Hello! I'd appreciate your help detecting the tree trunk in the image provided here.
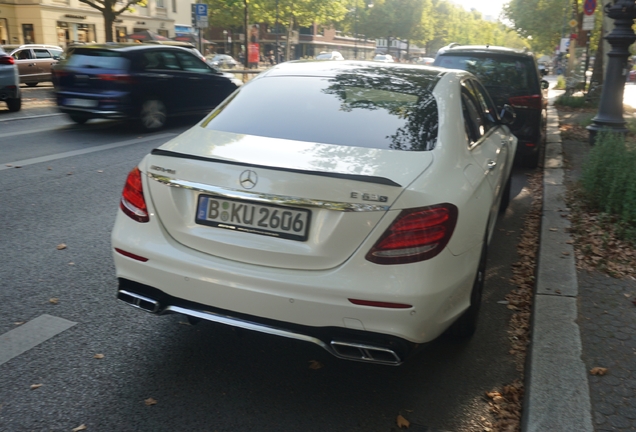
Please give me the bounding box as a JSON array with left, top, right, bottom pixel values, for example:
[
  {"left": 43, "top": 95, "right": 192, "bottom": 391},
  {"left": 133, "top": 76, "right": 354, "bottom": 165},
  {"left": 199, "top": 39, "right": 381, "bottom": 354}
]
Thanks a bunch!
[
  {"left": 104, "top": 10, "right": 115, "bottom": 42},
  {"left": 587, "top": 22, "right": 604, "bottom": 102},
  {"left": 285, "top": 13, "right": 294, "bottom": 61},
  {"left": 244, "top": 0, "right": 249, "bottom": 68}
]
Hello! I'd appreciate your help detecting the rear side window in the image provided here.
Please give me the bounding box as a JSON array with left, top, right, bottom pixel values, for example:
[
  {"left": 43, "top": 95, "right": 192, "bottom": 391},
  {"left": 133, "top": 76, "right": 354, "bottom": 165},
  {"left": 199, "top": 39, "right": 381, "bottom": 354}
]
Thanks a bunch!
[
  {"left": 34, "top": 49, "right": 51, "bottom": 59},
  {"left": 435, "top": 53, "right": 539, "bottom": 99},
  {"left": 203, "top": 70, "right": 439, "bottom": 151},
  {"left": 66, "top": 49, "right": 130, "bottom": 70}
]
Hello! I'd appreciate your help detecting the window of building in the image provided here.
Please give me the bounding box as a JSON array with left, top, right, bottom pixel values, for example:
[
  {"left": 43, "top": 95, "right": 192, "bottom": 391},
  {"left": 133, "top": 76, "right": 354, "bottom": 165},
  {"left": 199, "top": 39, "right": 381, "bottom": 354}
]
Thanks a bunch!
[
  {"left": 172, "top": 0, "right": 176, "bottom": 13},
  {"left": 115, "top": 27, "right": 127, "bottom": 43},
  {"left": 299, "top": 26, "right": 313, "bottom": 36},
  {"left": 156, "top": 0, "right": 165, "bottom": 7},
  {"left": 22, "top": 24, "right": 35, "bottom": 44},
  {"left": 0, "top": 18, "right": 9, "bottom": 45}
]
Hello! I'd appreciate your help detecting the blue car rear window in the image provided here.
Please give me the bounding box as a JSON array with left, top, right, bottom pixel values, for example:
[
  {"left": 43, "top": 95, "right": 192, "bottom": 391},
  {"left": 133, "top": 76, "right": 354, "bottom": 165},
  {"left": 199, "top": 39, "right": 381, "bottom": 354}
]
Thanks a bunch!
[{"left": 66, "top": 50, "right": 130, "bottom": 70}]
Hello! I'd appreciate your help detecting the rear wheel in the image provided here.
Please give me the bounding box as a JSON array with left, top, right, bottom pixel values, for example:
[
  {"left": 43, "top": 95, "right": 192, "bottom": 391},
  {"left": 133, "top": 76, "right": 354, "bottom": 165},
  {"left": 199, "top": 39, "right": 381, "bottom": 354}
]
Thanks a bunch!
[
  {"left": 447, "top": 239, "right": 488, "bottom": 338},
  {"left": 6, "top": 97, "right": 21, "bottom": 112},
  {"left": 140, "top": 99, "right": 167, "bottom": 131},
  {"left": 26, "top": 82, "right": 38, "bottom": 87},
  {"left": 68, "top": 114, "right": 88, "bottom": 124}
]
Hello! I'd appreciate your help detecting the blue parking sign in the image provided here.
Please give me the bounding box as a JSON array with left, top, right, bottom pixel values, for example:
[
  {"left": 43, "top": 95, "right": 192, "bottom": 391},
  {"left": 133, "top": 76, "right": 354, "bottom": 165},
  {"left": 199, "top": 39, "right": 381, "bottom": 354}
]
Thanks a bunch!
[{"left": 195, "top": 4, "right": 207, "bottom": 17}]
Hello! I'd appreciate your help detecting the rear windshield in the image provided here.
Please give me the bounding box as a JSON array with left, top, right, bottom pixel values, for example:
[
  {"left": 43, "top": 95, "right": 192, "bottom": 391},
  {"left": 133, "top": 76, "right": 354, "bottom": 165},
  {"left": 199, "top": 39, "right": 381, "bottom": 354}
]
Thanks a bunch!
[
  {"left": 65, "top": 49, "right": 130, "bottom": 70},
  {"left": 203, "top": 70, "right": 439, "bottom": 151},
  {"left": 434, "top": 53, "right": 539, "bottom": 101}
]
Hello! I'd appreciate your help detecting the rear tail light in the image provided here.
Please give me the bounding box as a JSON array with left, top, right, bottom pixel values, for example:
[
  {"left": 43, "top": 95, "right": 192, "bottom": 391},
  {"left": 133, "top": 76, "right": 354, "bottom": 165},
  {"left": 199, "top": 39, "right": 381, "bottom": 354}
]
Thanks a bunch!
[
  {"left": 120, "top": 167, "right": 149, "bottom": 223},
  {"left": 366, "top": 204, "right": 458, "bottom": 265},
  {"left": 0, "top": 55, "right": 15, "bottom": 65},
  {"left": 508, "top": 94, "right": 542, "bottom": 110},
  {"left": 98, "top": 74, "right": 135, "bottom": 84}
]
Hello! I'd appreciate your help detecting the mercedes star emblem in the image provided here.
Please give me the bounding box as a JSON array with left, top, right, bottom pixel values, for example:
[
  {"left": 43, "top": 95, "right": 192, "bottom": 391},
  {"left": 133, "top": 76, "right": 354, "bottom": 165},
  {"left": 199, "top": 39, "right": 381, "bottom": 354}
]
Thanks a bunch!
[{"left": 239, "top": 170, "right": 258, "bottom": 189}]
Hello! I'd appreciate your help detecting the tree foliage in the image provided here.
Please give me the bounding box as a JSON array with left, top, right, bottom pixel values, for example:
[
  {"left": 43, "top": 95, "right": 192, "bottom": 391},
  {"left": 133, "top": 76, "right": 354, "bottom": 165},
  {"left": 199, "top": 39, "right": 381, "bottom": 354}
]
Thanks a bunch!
[{"left": 79, "top": 0, "right": 147, "bottom": 42}]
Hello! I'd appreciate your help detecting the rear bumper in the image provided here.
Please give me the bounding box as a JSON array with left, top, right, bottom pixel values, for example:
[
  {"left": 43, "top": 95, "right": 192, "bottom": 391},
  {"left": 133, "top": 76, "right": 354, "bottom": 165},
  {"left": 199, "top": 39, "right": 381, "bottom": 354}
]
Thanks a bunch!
[
  {"left": 56, "top": 91, "right": 134, "bottom": 119},
  {"left": 58, "top": 105, "right": 128, "bottom": 119},
  {"left": 117, "top": 278, "right": 414, "bottom": 365},
  {"left": 0, "top": 84, "right": 19, "bottom": 100}
]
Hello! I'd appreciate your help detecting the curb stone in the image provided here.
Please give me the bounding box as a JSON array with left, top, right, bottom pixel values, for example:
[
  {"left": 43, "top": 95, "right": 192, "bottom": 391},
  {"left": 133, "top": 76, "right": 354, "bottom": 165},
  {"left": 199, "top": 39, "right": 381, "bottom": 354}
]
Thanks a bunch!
[{"left": 521, "top": 104, "right": 594, "bottom": 431}]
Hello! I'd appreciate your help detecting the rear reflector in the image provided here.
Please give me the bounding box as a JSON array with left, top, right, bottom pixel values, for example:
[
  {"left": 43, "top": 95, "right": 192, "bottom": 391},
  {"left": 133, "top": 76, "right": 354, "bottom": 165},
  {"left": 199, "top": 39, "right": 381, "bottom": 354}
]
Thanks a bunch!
[
  {"left": 114, "top": 248, "right": 149, "bottom": 262},
  {"left": 348, "top": 299, "right": 412, "bottom": 309},
  {"left": 98, "top": 74, "right": 135, "bottom": 84},
  {"left": 366, "top": 203, "right": 458, "bottom": 265},
  {"left": 120, "top": 167, "right": 149, "bottom": 223},
  {"left": 0, "top": 56, "right": 15, "bottom": 65},
  {"left": 508, "top": 94, "right": 542, "bottom": 110},
  {"left": 524, "top": 142, "right": 537, "bottom": 147}
]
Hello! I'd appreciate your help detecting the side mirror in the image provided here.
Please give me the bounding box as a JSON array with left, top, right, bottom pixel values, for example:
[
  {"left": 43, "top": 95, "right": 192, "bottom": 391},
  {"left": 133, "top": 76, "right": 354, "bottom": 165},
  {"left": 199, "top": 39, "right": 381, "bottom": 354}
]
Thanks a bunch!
[
  {"left": 499, "top": 104, "right": 516, "bottom": 126},
  {"left": 541, "top": 80, "right": 550, "bottom": 90}
]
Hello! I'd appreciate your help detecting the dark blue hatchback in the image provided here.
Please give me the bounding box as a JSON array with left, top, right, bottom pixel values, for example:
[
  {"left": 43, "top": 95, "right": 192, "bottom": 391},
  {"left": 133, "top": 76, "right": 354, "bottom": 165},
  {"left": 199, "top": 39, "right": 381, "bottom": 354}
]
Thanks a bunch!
[{"left": 53, "top": 44, "right": 241, "bottom": 130}]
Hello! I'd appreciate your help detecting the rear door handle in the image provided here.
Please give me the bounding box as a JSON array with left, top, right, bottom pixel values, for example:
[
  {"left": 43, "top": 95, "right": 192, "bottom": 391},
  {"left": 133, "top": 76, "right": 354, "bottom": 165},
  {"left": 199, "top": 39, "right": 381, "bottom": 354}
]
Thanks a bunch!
[{"left": 487, "top": 160, "right": 497, "bottom": 170}]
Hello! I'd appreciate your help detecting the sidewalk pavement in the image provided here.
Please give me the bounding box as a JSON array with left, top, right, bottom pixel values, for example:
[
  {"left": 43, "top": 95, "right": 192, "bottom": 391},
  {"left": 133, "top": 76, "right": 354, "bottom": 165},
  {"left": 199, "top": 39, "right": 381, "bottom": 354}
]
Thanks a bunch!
[{"left": 523, "top": 100, "right": 636, "bottom": 431}]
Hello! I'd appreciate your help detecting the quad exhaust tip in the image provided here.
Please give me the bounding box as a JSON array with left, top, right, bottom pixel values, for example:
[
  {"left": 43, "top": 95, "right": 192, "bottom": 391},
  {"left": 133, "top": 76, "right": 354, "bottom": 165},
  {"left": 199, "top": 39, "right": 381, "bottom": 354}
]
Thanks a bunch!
[{"left": 117, "top": 289, "right": 402, "bottom": 365}]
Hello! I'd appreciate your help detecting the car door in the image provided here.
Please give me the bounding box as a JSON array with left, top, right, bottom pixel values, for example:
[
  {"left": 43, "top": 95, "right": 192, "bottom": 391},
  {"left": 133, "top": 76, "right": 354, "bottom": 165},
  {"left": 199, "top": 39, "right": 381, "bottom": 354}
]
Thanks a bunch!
[
  {"left": 135, "top": 49, "right": 186, "bottom": 114},
  {"left": 173, "top": 50, "right": 230, "bottom": 112},
  {"left": 461, "top": 80, "right": 507, "bottom": 231},
  {"left": 32, "top": 48, "right": 54, "bottom": 81},
  {"left": 12, "top": 48, "right": 37, "bottom": 82}
]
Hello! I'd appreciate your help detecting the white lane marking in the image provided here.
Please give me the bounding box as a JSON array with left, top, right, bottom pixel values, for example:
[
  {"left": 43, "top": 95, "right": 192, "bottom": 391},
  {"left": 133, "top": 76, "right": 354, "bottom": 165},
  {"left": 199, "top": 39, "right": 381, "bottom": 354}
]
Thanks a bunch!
[
  {"left": 0, "top": 113, "right": 64, "bottom": 123},
  {"left": 0, "top": 125, "right": 74, "bottom": 139},
  {"left": 0, "top": 314, "right": 77, "bottom": 367},
  {"left": 0, "top": 132, "right": 177, "bottom": 171}
]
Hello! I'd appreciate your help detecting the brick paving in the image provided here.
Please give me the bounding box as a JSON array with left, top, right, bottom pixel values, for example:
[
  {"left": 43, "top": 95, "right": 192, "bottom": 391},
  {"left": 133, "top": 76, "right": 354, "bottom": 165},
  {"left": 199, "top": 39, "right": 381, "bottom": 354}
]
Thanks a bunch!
[{"left": 560, "top": 124, "right": 636, "bottom": 432}]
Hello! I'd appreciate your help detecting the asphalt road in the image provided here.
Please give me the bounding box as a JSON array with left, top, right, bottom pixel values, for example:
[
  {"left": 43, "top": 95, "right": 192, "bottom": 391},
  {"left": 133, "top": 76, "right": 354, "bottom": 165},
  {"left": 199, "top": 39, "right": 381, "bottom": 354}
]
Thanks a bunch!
[{"left": 0, "top": 91, "right": 534, "bottom": 432}]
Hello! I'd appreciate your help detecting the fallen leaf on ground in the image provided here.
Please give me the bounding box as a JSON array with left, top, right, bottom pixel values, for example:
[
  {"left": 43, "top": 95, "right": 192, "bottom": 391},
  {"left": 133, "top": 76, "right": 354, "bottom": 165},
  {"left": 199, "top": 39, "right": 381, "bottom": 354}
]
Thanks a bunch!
[
  {"left": 93, "top": 354, "right": 104, "bottom": 359},
  {"left": 549, "top": 228, "right": 558, "bottom": 232},
  {"left": 144, "top": 398, "right": 157, "bottom": 406},
  {"left": 69, "top": 262, "right": 75, "bottom": 265},
  {"left": 590, "top": 367, "right": 608, "bottom": 376},
  {"left": 97, "top": 170, "right": 103, "bottom": 173},
  {"left": 49, "top": 298, "right": 59, "bottom": 304},
  {"left": 30, "top": 384, "right": 42, "bottom": 390},
  {"left": 57, "top": 243, "right": 67, "bottom": 250},
  {"left": 308, "top": 360, "right": 323, "bottom": 370},
  {"left": 71, "top": 425, "right": 87, "bottom": 432},
  {"left": 14, "top": 322, "right": 24, "bottom": 325},
  {"left": 396, "top": 414, "right": 410, "bottom": 429}
]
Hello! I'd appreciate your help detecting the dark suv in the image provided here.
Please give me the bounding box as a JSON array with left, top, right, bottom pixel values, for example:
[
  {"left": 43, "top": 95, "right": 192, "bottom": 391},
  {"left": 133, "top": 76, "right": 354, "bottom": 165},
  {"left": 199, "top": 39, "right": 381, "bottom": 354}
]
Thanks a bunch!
[
  {"left": 53, "top": 43, "right": 241, "bottom": 130},
  {"left": 434, "top": 45, "right": 548, "bottom": 168}
]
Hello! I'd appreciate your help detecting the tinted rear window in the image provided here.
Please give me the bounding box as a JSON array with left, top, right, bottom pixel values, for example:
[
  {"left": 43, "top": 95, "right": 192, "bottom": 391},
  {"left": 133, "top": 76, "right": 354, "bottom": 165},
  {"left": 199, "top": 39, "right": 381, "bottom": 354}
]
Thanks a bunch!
[
  {"left": 434, "top": 53, "right": 539, "bottom": 99},
  {"left": 203, "top": 69, "right": 439, "bottom": 151},
  {"left": 66, "top": 49, "right": 130, "bottom": 70}
]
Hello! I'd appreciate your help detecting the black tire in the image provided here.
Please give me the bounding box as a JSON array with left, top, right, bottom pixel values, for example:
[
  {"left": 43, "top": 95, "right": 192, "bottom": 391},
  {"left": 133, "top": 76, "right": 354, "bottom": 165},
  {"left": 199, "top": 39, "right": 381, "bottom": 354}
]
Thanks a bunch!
[
  {"left": 6, "top": 97, "right": 21, "bottom": 112},
  {"left": 447, "top": 239, "right": 488, "bottom": 338},
  {"left": 26, "top": 82, "right": 38, "bottom": 87},
  {"left": 68, "top": 114, "right": 88, "bottom": 124},
  {"left": 499, "top": 175, "right": 512, "bottom": 214},
  {"left": 140, "top": 99, "right": 167, "bottom": 131}
]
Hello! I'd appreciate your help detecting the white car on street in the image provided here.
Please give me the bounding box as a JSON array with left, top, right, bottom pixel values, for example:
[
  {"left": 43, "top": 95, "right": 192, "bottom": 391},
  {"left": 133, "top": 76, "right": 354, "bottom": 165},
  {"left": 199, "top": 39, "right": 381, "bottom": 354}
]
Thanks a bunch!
[{"left": 112, "top": 61, "right": 516, "bottom": 365}]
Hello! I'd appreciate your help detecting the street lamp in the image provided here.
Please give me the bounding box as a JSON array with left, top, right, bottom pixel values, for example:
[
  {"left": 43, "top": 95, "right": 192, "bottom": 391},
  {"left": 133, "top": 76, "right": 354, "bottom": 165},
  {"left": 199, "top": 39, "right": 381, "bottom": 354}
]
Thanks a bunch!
[
  {"left": 222, "top": 30, "right": 228, "bottom": 54},
  {"left": 275, "top": 0, "right": 280, "bottom": 63},
  {"left": 587, "top": 0, "right": 636, "bottom": 144},
  {"left": 353, "top": 1, "right": 373, "bottom": 60}
]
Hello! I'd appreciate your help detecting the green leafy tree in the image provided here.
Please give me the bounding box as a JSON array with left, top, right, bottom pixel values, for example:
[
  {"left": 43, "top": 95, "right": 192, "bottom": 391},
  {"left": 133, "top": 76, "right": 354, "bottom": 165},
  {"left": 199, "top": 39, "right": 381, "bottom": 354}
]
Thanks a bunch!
[{"left": 78, "top": 0, "right": 147, "bottom": 42}]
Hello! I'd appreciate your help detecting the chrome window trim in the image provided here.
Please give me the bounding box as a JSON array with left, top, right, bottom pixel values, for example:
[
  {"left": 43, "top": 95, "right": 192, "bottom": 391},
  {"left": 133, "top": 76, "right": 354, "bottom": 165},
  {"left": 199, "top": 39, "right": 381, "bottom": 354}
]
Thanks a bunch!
[{"left": 147, "top": 172, "right": 390, "bottom": 212}]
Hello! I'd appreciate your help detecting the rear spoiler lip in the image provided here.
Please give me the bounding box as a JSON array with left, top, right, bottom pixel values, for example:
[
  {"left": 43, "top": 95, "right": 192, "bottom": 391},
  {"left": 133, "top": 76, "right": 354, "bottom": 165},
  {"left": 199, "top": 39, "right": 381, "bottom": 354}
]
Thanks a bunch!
[{"left": 150, "top": 148, "right": 402, "bottom": 187}]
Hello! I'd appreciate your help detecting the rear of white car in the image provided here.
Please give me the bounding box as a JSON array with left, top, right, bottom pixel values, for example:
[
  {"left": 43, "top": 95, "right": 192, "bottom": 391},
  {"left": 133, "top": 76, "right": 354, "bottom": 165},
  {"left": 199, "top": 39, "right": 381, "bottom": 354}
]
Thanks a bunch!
[{"left": 112, "top": 62, "right": 514, "bottom": 364}]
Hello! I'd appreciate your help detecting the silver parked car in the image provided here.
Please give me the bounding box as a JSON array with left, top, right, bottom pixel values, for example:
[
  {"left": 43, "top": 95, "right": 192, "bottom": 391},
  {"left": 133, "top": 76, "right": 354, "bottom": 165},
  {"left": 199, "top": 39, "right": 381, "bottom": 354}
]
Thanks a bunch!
[
  {"left": 0, "top": 46, "right": 21, "bottom": 112},
  {"left": 10, "top": 44, "right": 63, "bottom": 87}
]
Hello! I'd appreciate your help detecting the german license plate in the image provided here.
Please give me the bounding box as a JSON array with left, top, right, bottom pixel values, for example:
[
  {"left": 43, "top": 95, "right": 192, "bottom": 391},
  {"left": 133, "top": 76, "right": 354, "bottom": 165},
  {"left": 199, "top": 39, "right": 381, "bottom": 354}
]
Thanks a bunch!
[
  {"left": 65, "top": 98, "right": 98, "bottom": 108},
  {"left": 196, "top": 195, "right": 311, "bottom": 241}
]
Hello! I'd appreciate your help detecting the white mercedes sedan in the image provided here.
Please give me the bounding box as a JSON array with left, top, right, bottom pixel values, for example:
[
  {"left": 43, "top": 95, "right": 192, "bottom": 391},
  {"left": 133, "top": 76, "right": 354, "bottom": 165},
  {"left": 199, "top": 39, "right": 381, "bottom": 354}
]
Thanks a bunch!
[{"left": 112, "top": 61, "right": 517, "bottom": 365}]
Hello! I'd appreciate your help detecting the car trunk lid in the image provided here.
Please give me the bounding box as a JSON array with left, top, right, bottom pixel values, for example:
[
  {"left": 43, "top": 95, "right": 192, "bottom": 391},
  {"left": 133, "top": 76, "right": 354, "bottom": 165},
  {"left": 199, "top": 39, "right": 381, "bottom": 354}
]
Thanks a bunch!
[{"left": 144, "top": 127, "right": 434, "bottom": 270}]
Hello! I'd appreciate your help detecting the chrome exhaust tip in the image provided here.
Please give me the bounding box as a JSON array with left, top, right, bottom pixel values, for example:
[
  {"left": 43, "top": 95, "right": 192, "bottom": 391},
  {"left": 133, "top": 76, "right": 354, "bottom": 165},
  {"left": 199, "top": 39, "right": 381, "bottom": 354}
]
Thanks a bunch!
[
  {"left": 118, "top": 290, "right": 160, "bottom": 313},
  {"left": 330, "top": 341, "right": 402, "bottom": 365}
]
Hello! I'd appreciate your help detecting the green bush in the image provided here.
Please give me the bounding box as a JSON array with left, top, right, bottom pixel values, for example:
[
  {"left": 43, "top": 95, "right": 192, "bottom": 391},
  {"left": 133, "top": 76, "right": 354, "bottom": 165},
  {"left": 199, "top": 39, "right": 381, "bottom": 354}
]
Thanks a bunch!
[
  {"left": 555, "top": 75, "right": 566, "bottom": 90},
  {"left": 555, "top": 94, "right": 588, "bottom": 108},
  {"left": 581, "top": 131, "right": 636, "bottom": 243}
]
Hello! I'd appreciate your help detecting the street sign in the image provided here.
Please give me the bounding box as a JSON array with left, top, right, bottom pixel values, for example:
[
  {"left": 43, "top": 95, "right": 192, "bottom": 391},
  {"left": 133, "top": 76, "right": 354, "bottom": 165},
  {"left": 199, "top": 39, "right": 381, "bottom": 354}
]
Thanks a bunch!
[
  {"left": 569, "top": 19, "right": 578, "bottom": 28},
  {"left": 194, "top": 3, "right": 207, "bottom": 18},
  {"left": 584, "top": 0, "right": 597, "bottom": 15},
  {"left": 197, "top": 17, "right": 209, "bottom": 29},
  {"left": 582, "top": 14, "right": 595, "bottom": 31}
]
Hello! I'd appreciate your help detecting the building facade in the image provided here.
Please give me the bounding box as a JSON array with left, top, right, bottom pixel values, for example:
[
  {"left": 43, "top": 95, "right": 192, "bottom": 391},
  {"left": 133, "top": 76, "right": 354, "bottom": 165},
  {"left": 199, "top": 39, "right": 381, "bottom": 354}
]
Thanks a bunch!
[{"left": 0, "top": 0, "right": 196, "bottom": 48}]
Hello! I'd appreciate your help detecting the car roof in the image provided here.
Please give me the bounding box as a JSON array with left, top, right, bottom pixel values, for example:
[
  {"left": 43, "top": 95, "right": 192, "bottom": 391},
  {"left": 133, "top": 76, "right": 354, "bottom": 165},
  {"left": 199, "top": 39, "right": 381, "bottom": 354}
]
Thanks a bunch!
[
  {"left": 143, "top": 41, "right": 196, "bottom": 48},
  {"left": 437, "top": 44, "right": 534, "bottom": 58},
  {"left": 259, "top": 60, "right": 448, "bottom": 80},
  {"left": 67, "top": 43, "right": 195, "bottom": 53},
  {"left": 11, "top": 44, "right": 62, "bottom": 51}
]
